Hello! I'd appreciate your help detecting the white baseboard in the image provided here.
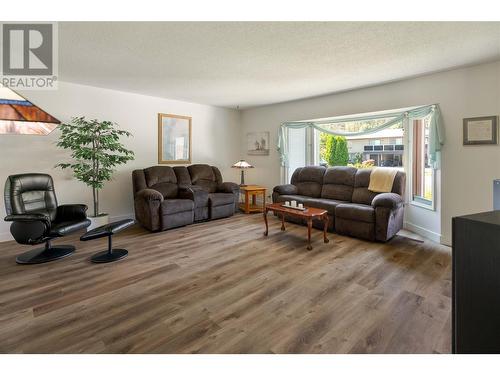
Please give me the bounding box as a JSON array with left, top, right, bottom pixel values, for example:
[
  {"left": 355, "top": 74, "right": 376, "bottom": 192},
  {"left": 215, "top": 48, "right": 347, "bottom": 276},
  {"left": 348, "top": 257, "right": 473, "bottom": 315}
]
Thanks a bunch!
[
  {"left": 0, "top": 231, "right": 13, "bottom": 243},
  {"left": 440, "top": 235, "right": 452, "bottom": 247},
  {"left": 403, "top": 221, "right": 441, "bottom": 244},
  {"left": 0, "top": 212, "right": 135, "bottom": 243}
]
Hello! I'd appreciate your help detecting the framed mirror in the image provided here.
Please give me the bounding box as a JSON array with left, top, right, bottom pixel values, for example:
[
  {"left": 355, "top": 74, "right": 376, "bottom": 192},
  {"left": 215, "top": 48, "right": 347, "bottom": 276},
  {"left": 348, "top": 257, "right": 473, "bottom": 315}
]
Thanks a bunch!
[{"left": 158, "top": 113, "right": 192, "bottom": 164}]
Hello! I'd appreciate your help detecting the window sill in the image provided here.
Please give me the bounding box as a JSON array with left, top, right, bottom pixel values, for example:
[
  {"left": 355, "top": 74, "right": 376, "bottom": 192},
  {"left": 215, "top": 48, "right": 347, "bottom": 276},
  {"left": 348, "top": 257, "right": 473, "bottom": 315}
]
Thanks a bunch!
[{"left": 410, "top": 198, "right": 435, "bottom": 211}]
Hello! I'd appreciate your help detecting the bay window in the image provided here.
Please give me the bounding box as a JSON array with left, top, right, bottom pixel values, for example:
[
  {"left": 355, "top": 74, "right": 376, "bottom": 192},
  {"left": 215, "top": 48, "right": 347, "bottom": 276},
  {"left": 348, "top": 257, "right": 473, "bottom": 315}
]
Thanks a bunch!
[{"left": 278, "top": 105, "right": 442, "bottom": 211}]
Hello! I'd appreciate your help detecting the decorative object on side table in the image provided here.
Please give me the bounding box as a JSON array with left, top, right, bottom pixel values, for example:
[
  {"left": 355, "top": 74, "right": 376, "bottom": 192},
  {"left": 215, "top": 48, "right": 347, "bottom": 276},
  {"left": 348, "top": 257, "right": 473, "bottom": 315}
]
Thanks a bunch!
[
  {"left": 463, "top": 116, "right": 498, "bottom": 145},
  {"left": 247, "top": 131, "right": 270, "bottom": 155},
  {"left": 55, "top": 117, "right": 135, "bottom": 230},
  {"left": 263, "top": 202, "right": 329, "bottom": 250},
  {"left": 231, "top": 159, "right": 254, "bottom": 186},
  {"left": 80, "top": 219, "right": 135, "bottom": 263},
  {"left": 239, "top": 185, "right": 266, "bottom": 214},
  {"left": 158, "top": 113, "right": 192, "bottom": 164}
]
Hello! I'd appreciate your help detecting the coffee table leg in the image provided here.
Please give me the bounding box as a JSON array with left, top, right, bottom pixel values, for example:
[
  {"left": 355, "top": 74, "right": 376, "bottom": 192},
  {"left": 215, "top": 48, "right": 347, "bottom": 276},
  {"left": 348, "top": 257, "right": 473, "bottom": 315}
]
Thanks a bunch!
[
  {"left": 323, "top": 214, "right": 330, "bottom": 243},
  {"left": 281, "top": 213, "right": 286, "bottom": 231},
  {"left": 307, "top": 218, "right": 313, "bottom": 250},
  {"left": 263, "top": 208, "right": 269, "bottom": 236}
]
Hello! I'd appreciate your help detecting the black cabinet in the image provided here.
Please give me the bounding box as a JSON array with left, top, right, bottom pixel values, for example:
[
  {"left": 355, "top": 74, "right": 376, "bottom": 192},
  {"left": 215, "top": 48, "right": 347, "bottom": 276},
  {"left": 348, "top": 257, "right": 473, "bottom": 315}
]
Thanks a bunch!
[{"left": 452, "top": 211, "right": 500, "bottom": 353}]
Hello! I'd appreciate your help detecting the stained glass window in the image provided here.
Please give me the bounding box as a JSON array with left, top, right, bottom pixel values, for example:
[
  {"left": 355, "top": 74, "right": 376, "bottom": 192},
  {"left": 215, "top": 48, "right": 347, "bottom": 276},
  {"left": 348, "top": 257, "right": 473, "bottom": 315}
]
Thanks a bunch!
[{"left": 0, "top": 87, "right": 60, "bottom": 135}]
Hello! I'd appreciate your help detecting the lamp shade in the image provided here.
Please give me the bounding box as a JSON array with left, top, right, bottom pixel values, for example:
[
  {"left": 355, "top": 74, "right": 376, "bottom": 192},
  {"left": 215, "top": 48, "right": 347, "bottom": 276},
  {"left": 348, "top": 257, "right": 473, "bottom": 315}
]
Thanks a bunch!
[
  {"left": 232, "top": 160, "right": 254, "bottom": 169},
  {"left": 0, "top": 86, "right": 60, "bottom": 135}
]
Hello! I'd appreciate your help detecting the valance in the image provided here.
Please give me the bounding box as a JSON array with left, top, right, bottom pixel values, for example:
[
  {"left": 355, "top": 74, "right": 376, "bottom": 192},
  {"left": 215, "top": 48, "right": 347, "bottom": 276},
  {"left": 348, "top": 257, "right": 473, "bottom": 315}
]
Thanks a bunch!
[{"left": 277, "top": 104, "right": 444, "bottom": 169}]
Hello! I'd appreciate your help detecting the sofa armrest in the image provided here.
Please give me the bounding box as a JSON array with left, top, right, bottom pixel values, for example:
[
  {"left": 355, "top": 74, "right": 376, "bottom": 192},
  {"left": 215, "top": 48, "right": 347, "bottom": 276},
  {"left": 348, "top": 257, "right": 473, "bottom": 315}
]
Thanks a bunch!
[
  {"left": 372, "top": 193, "right": 403, "bottom": 209},
  {"left": 135, "top": 188, "right": 164, "bottom": 202},
  {"left": 134, "top": 189, "right": 164, "bottom": 231},
  {"left": 179, "top": 186, "right": 209, "bottom": 208},
  {"left": 217, "top": 182, "right": 240, "bottom": 194},
  {"left": 56, "top": 204, "right": 88, "bottom": 221},
  {"left": 4, "top": 213, "right": 51, "bottom": 227},
  {"left": 273, "top": 184, "right": 298, "bottom": 195}
]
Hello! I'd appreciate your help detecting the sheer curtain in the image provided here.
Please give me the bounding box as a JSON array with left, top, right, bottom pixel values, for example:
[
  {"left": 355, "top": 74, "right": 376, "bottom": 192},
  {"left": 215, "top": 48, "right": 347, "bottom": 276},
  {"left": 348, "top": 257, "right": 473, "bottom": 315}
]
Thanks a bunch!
[{"left": 277, "top": 104, "right": 444, "bottom": 169}]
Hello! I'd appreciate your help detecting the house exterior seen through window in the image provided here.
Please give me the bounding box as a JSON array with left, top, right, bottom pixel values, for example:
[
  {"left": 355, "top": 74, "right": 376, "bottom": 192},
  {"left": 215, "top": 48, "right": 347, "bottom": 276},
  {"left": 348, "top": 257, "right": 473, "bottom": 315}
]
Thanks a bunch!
[{"left": 285, "top": 110, "right": 435, "bottom": 211}]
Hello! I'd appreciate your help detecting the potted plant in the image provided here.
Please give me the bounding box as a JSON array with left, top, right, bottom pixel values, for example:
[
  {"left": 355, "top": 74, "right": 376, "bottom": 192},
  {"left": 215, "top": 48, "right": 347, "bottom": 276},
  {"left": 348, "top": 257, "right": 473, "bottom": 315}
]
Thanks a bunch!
[{"left": 56, "top": 117, "right": 135, "bottom": 230}]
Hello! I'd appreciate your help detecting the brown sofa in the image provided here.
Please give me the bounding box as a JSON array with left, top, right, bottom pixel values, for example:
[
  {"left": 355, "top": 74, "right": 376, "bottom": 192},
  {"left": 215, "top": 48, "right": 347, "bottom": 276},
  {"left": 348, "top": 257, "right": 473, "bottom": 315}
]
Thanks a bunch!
[
  {"left": 132, "top": 164, "right": 239, "bottom": 231},
  {"left": 272, "top": 166, "right": 405, "bottom": 242}
]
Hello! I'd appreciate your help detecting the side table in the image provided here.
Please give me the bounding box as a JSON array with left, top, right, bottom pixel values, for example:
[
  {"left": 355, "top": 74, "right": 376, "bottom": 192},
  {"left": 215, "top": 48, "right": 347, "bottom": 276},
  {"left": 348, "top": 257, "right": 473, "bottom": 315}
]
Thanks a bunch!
[{"left": 239, "top": 185, "right": 267, "bottom": 214}]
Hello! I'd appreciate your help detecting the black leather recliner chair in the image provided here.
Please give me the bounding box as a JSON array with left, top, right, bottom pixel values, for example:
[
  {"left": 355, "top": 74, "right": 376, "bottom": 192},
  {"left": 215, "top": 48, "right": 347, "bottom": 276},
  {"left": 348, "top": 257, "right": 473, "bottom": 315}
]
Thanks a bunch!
[{"left": 4, "top": 173, "right": 91, "bottom": 264}]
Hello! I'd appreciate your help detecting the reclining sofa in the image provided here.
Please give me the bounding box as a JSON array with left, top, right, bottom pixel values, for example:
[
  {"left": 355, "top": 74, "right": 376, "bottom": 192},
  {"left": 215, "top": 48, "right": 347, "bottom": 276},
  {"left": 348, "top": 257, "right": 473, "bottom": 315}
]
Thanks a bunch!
[
  {"left": 132, "top": 164, "right": 239, "bottom": 231},
  {"left": 272, "top": 166, "right": 406, "bottom": 242}
]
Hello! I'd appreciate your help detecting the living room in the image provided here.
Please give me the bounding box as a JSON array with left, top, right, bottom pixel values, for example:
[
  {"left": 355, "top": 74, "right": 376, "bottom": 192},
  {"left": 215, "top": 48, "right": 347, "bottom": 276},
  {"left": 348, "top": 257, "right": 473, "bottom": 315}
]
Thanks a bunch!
[{"left": 1, "top": 1, "right": 500, "bottom": 373}]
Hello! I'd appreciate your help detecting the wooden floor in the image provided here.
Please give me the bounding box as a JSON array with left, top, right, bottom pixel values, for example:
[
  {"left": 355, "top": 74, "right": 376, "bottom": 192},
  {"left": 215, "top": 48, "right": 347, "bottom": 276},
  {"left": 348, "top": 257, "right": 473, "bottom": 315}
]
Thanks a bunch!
[{"left": 0, "top": 213, "right": 451, "bottom": 353}]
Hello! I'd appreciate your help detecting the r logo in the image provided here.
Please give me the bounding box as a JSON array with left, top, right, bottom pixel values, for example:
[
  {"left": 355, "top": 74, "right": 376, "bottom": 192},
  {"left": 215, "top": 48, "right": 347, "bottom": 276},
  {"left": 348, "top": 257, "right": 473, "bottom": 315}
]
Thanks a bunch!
[{"left": 2, "top": 23, "right": 53, "bottom": 76}]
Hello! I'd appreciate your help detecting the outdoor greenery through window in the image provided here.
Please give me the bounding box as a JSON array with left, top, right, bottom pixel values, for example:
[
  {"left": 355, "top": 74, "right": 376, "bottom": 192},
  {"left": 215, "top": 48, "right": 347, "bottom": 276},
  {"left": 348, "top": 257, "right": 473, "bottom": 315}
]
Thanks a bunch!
[{"left": 314, "top": 119, "right": 404, "bottom": 170}]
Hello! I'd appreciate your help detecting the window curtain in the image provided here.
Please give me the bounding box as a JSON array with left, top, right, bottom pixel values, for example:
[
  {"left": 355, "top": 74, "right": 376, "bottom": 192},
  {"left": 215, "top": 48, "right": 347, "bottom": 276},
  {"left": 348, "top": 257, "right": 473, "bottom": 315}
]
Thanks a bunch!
[{"left": 277, "top": 104, "right": 444, "bottom": 169}]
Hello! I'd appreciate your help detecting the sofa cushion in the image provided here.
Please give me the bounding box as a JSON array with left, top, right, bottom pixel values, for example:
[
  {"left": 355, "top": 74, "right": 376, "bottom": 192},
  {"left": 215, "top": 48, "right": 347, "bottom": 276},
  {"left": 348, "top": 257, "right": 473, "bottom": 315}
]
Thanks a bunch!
[
  {"left": 161, "top": 199, "right": 194, "bottom": 215},
  {"left": 208, "top": 193, "right": 235, "bottom": 207},
  {"left": 321, "top": 166, "right": 356, "bottom": 201},
  {"left": 188, "top": 164, "right": 218, "bottom": 193},
  {"left": 306, "top": 198, "right": 348, "bottom": 215},
  {"left": 391, "top": 171, "right": 406, "bottom": 196},
  {"left": 291, "top": 166, "right": 326, "bottom": 198},
  {"left": 335, "top": 203, "right": 375, "bottom": 223},
  {"left": 351, "top": 169, "right": 379, "bottom": 205},
  {"left": 144, "top": 166, "right": 179, "bottom": 199},
  {"left": 173, "top": 166, "right": 192, "bottom": 187}
]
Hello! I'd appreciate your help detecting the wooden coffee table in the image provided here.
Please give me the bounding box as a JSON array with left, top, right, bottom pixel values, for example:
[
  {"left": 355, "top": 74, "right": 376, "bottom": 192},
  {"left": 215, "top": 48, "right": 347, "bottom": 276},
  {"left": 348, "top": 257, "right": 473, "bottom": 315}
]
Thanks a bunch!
[{"left": 263, "top": 202, "right": 329, "bottom": 250}]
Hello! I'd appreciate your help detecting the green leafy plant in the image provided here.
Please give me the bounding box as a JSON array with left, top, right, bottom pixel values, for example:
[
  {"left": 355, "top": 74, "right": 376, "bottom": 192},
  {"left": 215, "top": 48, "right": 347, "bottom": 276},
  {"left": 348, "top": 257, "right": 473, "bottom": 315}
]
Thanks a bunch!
[
  {"left": 55, "top": 117, "right": 135, "bottom": 217},
  {"left": 324, "top": 134, "right": 337, "bottom": 166},
  {"left": 349, "top": 159, "right": 375, "bottom": 169},
  {"left": 353, "top": 152, "right": 363, "bottom": 164},
  {"left": 323, "top": 134, "right": 349, "bottom": 166},
  {"left": 333, "top": 136, "right": 349, "bottom": 166}
]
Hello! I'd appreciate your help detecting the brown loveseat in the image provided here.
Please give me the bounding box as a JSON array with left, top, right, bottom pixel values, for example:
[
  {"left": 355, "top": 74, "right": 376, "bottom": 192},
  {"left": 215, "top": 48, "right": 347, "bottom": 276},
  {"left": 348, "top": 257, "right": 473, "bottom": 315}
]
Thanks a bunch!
[
  {"left": 272, "top": 166, "right": 405, "bottom": 242},
  {"left": 132, "top": 164, "right": 239, "bottom": 231}
]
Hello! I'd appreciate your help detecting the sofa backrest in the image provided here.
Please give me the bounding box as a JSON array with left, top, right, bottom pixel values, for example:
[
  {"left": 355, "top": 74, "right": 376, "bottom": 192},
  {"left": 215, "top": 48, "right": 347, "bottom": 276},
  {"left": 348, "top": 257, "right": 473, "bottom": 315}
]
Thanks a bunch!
[
  {"left": 185, "top": 164, "right": 223, "bottom": 193},
  {"left": 4, "top": 173, "right": 58, "bottom": 221},
  {"left": 321, "top": 166, "right": 357, "bottom": 201},
  {"left": 290, "top": 166, "right": 326, "bottom": 198},
  {"left": 391, "top": 171, "right": 406, "bottom": 197},
  {"left": 132, "top": 166, "right": 179, "bottom": 199},
  {"left": 287, "top": 166, "right": 406, "bottom": 204},
  {"left": 351, "top": 169, "right": 406, "bottom": 205},
  {"left": 351, "top": 169, "right": 379, "bottom": 205},
  {"left": 173, "top": 166, "right": 192, "bottom": 187}
]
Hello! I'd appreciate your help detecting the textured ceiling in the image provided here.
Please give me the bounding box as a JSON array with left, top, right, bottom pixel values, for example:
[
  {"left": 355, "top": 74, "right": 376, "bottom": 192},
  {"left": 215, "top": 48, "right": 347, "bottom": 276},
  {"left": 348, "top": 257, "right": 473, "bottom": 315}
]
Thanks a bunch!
[{"left": 59, "top": 22, "right": 500, "bottom": 108}]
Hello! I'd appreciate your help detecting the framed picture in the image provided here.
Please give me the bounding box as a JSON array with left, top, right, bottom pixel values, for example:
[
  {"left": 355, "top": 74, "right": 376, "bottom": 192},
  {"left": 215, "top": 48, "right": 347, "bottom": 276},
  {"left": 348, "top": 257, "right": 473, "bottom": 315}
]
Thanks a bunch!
[
  {"left": 463, "top": 116, "right": 498, "bottom": 145},
  {"left": 247, "top": 131, "right": 270, "bottom": 155},
  {"left": 158, "top": 113, "right": 192, "bottom": 164}
]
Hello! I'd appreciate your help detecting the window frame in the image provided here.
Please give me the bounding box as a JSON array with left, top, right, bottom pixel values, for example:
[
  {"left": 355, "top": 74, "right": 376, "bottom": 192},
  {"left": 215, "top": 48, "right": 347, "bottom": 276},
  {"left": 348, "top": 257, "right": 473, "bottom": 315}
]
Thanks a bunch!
[
  {"left": 408, "top": 117, "right": 436, "bottom": 211},
  {"left": 282, "top": 112, "right": 436, "bottom": 213},
  {"left": 284, "top": 127, "right": 315, "bottom": 183}
]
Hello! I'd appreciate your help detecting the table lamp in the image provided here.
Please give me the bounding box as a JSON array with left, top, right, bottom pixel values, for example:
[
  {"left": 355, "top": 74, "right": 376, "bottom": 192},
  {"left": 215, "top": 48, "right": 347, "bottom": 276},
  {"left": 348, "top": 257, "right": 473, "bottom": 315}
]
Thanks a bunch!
[{"left": 232, "top": 160, "right": 254, "bottom": 186}]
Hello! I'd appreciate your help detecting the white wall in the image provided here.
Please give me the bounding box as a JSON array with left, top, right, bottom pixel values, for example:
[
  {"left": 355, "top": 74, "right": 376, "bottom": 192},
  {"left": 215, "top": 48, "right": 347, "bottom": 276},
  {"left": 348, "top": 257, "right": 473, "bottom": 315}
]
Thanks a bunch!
[
  {"left": 0, "top": 81, "right": 241, "bottom": 241},
  {"left": 241, "top": 61, "right": 500, "bottom": 245},
  {"left": 2, "top": 61, "right": 499, "bottom": 245}
]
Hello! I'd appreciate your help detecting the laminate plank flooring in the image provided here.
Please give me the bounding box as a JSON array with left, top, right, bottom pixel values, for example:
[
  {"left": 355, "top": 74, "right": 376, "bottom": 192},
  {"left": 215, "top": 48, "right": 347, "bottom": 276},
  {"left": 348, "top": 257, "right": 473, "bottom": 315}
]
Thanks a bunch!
[{"left": 0, "top": 213, "right": 451, "bottom": 353}]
